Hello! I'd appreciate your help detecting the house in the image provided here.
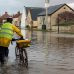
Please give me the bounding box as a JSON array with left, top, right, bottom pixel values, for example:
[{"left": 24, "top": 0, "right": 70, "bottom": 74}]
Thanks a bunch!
[
  {"left": 0, "top": 12, "right": 11, "bottom": 23},
  {"left": 37, "top": 4, "right": 74, "bottom": 30},
  {"left": 25, "top": 7, "right": 44, "bottom": 28},
  {"left": 12, "top": 11, "right": 21, "bottom": 28},
  {"left": 0, "top": 11, "right": 21, "bottom": 28}
]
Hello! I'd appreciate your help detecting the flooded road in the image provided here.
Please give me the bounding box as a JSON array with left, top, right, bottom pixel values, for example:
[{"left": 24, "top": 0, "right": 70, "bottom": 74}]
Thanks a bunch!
[{"left": 1, "top": 30, "right": 74, "bottom": 74}]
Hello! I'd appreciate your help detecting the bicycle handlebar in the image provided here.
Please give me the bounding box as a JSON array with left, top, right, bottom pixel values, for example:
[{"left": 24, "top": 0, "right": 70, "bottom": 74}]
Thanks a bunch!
[
  {"left": 11, "top": 38, "right": 24, "bottom": 45},
  {"left": 12, "top": 38, "right": 19, "bottom": 41},
  {"left": 12, "top": 38, "right": 24, "bottom": 41}
]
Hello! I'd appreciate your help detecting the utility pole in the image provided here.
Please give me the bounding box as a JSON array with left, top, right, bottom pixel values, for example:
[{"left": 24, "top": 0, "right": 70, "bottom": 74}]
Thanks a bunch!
[
  {"left": 58, "top": 14, "right": 59, "bottom": 34},
  {"left": 45, "top": 0, "right": 49, "bottom": 30}
]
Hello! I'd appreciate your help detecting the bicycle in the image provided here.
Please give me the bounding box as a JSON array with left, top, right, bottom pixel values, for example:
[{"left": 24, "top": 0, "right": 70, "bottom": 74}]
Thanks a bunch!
[{"left": 13, "top": 39, "right": 30, "bottom": 68}]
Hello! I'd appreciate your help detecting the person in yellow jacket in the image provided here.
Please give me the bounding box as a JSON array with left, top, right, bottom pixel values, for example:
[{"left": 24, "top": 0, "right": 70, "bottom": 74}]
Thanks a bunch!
[{"left": 0, "top": 17, "right": 23, "bottom": 65}]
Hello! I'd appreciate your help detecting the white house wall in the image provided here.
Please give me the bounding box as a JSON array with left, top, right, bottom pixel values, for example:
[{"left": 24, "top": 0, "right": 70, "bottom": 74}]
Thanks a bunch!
[
  {"left": 13, "top": 18, "right": 19, "bottom": 27},
  {"left": 51, "top": 5, "right": 74, "bottom": 31},
  {"left": 37, "top": 16, "right": 44, "bottom": 29},
  {"left": 38, "top": 16, "right": 51, "bottom": 30},
  {"left": 51, "top": 5, "right": 73, "bottom": 26},
  {"left": 38, "top": 5, "right": 74, "bottom": 30}
]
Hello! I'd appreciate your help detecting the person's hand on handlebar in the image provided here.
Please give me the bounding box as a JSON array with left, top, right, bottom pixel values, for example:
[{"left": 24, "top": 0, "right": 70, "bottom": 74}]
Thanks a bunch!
[
  {"left": 19, "top": 36, "right": 24, "bottom": 40},
  {"left": 12, "top": 38, "right": 16, "bottom": 41},
  {"left": 12, "top": 36, "right": 24, "bottom": 41}
]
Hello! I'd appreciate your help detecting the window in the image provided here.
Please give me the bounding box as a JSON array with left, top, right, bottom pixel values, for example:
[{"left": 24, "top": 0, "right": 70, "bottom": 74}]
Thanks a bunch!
[{"left": 64, "top": 7, "right": 66, "bottom": 9}]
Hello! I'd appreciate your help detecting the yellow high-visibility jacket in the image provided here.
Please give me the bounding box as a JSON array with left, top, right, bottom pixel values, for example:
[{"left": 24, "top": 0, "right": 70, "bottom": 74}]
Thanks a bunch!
[{"left": 0, "top": 24, "right": 23, "bottom": 47}]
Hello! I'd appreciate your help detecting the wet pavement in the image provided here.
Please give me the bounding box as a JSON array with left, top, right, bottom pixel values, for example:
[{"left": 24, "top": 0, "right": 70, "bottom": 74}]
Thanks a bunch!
[{"left": 1, "top": 30, "right": 74, "bottom": 74}]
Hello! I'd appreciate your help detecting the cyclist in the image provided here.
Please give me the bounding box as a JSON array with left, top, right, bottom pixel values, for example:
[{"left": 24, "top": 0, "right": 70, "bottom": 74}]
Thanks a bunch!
[{"left": 0, "top": 17, "right": 23, "bottom": 66}]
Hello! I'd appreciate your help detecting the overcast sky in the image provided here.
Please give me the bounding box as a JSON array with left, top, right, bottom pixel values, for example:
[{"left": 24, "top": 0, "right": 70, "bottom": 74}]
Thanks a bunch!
[{"left": 0, "top": 0, "right": 74, "bottom": 14}]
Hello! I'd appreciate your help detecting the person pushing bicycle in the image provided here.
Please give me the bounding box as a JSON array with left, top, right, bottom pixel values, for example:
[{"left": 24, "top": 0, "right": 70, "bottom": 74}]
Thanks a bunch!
[{"left": 0, "top": 17, "right": 23, "bottom": 66}]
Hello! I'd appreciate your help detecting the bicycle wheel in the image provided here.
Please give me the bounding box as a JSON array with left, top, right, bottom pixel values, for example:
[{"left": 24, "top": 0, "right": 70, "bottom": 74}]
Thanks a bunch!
[
  {"left": 21, "top": 48, "right": 28, "bottom": 68},
  {"left": 15, "top": 47, "right": 28, "bottom": 68},
  {"left": 15, "top": 46, "right": 20, "bottom": 59}
]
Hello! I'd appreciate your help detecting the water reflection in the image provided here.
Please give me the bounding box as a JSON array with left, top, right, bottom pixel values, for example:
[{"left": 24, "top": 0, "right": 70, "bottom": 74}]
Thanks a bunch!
[
  {"left": 0, "top": 65, "right": 28, "bottom": 74},
  {"left": 28, "top": 31, "right": 74, "bottom": 74},
  {"left": 1, "top": 30, "right": 74, "bottom": 74}
]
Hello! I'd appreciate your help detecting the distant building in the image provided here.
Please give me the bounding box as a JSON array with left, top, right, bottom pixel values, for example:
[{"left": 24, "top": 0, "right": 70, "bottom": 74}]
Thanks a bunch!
[
  {"left": 0, "top": 12, "right": 11, "bottom": 23},
  {"left": 0, "top": 11, "right": 21, "bottom": 28},
  {"left": 25, "top": 4, "right": 74, "bottom": 30},
  {"left": 38, "top": 4, "right": 74, "bottom": 30},
  {"left": 12, "top": 11, "right": 21, "bottom": 28},
  {"left": 0, "top": 4, "right": 74, "bottom": 31},
  {"left": 25, "top": 7, "right": 44, "bottom": 28}
]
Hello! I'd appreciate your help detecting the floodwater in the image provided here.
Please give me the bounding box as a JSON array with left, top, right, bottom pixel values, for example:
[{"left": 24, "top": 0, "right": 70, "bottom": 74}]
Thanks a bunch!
[{"left": 1, "top": 30, "right": 74, "bottom": 74}]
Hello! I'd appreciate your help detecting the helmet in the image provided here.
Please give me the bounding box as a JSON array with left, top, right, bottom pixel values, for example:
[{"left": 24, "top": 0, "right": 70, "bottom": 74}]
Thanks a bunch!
[{"left": 6, "top": 17, "right": 13, "bottom": 23}]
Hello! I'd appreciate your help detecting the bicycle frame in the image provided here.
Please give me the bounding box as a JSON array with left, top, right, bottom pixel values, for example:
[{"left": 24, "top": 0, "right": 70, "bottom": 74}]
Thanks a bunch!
[{"left": 15, "top": 39, "right": 30, "bottom": 68}]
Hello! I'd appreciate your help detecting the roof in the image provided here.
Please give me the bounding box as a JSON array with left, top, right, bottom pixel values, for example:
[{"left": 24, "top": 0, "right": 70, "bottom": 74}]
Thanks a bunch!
[
  {"left": 13, "top": 11, "right": 21, "bottom": 18},
  {"left": 1, "top": 12, "right": 11, "bottom": 20},
  {"left": 38, "top": 4, "right": 74, "bottom": 16},
  {"left": 25, "top": 7, "right": 44, "bottom": 20}
]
